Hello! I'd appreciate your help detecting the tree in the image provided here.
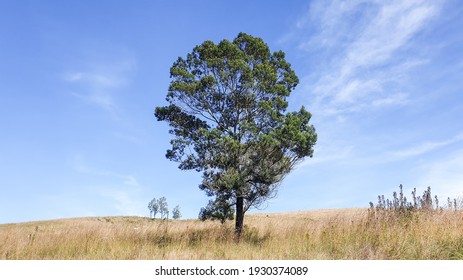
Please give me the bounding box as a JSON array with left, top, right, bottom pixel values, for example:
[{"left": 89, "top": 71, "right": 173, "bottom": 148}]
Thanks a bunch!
[
  {"left": 158, "top": 197, "right": 169, "bottom": 220},
  {"left": 172, "top": 205, "right": 182, "bottom": 220},
  {"left": 155, "top": 32, "right": 317, "bottom": 238},
  {"left": 148, "top": 197, "right": 159, "bottom": 219}
]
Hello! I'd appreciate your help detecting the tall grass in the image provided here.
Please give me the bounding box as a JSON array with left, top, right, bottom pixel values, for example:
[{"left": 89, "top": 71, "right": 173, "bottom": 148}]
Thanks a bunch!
[{"left": 1, "top": 208, "right": 463, "bottom": 260}]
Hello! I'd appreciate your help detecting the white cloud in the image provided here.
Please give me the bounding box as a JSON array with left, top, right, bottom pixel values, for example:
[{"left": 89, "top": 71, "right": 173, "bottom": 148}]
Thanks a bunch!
[
  {"left": 332, "top": 78, "right": 381, "bottom": 104},
  {"left": 63, "top": 50, "right": 136, "bottom": 113},
  {"left": 123, "top": 175, "right": 139, "bottom": 187},
  {"left": 112, "top": 131, "right": 144, "bottom": 146},
  {"left": 70, "top": 90, "right": 117, "bottom": 113},
  {"left": 343, "top": 1, "right": 437, "bottom": 71},
  {"left": 291, "top": 0, "right": 442, "bottom": 117},
  {"left": 71, "top": 154, "right": 141, "bottom": 185},
  {"left": 100, "top": 189, "right": 143, "bottom": 216},
  {"left": 64, "top": 72, "right": 124, "bottom": 88},
  {"left": 371, "top": 92, "right": 408, "bottom": 107},
  {"left": 69, "top": 154, "right": 146, "bottom": 216},
  {"left": 296, "top": 144, "right": 354, "bottom": 169},
  {"left": 392, "top": 133, "right": 463, "bottom": 158}
]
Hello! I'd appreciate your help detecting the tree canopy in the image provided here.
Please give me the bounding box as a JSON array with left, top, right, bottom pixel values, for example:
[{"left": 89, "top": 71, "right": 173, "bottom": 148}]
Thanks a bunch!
[{"left": 155, "top": 32, "right": 317, "bottom": 238}]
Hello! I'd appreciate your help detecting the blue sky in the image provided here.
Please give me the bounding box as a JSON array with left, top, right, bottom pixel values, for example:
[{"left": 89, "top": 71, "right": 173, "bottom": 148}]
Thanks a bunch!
[{"left": 1, "top": 0, "right": 462, "bottom": 224}]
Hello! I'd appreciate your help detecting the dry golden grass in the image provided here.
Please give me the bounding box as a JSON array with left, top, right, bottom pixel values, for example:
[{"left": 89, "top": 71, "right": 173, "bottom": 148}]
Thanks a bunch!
[{"left": 1, "top": 208, "right": 463, "bottom": 260}]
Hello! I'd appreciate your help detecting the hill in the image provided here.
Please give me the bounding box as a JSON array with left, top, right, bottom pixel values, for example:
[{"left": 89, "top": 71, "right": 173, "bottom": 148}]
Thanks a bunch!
[{"left": 1, "top": 208, "right": 462, "bottom": 259}]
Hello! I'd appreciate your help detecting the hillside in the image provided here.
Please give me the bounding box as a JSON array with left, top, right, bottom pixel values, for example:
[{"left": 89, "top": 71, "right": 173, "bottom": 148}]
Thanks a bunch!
[{"left": 1, "top": 208, "right": 462, "bottom": 260}]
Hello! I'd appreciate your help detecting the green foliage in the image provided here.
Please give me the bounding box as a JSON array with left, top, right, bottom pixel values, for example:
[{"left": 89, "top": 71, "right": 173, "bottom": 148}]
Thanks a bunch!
[
  {"left": 172, "top": 205, "right": 182, "bottom": 220},
  {"left": 158, "top": 197, "right": 169, "bottom": 220},
  {"left": 148, "top": 198, "right": 159, "bottom": 219},
  {"left": 199, "top": 198, "right": 235, "bottom": 224},
  {"left": 155, "top": 33, "right": 317, "bottom": 235},
  {"left": 148, "top": 197, "right": 170, "bottom": 219}
]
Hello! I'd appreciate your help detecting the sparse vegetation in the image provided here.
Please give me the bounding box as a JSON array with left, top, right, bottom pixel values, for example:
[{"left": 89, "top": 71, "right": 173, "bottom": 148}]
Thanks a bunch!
[
  {"left": 148, "top": 197, "right": 180, "bottom": 220},
  {"left": 369, "top": 185, "right": 462, "bottom": 220},
  {"left": 370, "top": 185, "right": 441, "bottom": 212},
  {"left": 1, "top": 207, "right": 462, "bottom": 260}
]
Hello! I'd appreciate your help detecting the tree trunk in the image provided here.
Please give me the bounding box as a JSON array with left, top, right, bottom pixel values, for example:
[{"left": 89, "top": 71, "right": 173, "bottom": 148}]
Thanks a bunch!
[{"left": 235, "top": 196, "right": 244, "bottom": 241}]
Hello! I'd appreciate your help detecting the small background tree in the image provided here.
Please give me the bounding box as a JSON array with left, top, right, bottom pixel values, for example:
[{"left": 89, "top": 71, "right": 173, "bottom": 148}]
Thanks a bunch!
[
  {"left": 172, "top": 205, "right": 182, "bottom": 220},
  {"left": 148, "top": 197, "right": 159, "bottom": 219},
  {"left": 158, "top": 197, "right": 169, "bottom": 220}
]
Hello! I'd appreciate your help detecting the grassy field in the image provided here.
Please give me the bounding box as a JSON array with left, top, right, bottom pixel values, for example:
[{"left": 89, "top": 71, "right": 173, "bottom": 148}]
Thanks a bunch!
[{"left": 1, "top": 208, "right": 463, "bottom": 260}]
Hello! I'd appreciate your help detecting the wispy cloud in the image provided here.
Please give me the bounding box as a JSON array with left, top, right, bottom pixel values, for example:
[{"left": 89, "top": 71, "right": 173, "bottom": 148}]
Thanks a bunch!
[
  {"left": 290, "top": 0, "right": 442, "bottom": 117},
  {"left": 112, "top": 131, "right": 144, "bottom": 146},
  {"left": 71, "top": 154, "right": 140, "bottom": 185},
  {"left": 393, "top": 133, "right": 463, "bottom": 158},
  {"left": 63, "top": 50, "right": 136, "bottom": 113},
  {"left": 70, "top": 154, "right": 146, "bottom": 216},
  {"left": 342, "top": 1, "right": 437, "bottom": 71},
  {"left": 296, "top": 144, "right": 354, "bottom": 169},
  {"left": 100, "top": 189, "right": 144, "bottom": 216}
]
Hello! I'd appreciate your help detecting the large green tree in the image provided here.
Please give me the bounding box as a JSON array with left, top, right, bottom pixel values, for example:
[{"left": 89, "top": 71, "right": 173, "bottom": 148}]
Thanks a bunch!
[{"left": 155, "top": 33, "right": 317, "bottom": 238}]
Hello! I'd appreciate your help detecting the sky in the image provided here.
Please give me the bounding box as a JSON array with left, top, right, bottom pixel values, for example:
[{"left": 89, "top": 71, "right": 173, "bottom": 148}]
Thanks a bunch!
[{"left": 1, "top": 0, "right": 462, "bottom": 224}]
